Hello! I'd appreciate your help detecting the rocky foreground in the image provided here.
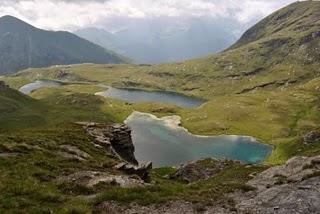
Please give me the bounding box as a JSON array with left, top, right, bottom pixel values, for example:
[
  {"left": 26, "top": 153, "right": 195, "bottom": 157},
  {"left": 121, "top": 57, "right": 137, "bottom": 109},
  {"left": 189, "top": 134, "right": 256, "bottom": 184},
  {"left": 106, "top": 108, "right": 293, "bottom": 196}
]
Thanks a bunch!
[
  {"left": 68, "top": 123, "right": 319, "bottom": 214},
  {"left": 95, "top": 155, "right": 320, "bottom": 214}
]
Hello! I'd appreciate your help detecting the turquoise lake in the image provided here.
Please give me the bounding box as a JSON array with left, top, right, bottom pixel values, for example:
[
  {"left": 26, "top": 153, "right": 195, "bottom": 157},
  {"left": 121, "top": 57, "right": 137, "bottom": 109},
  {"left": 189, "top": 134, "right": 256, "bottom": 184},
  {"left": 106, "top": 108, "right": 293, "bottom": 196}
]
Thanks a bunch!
[{"left": 125, "top": 112, "right": 272, "bottom": 167}]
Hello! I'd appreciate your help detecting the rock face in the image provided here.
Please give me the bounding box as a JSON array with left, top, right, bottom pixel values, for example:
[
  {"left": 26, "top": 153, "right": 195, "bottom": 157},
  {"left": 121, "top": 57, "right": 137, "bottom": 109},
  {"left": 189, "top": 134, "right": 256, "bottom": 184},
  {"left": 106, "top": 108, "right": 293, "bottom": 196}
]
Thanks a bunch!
[
  {"left": 170, "top": 158, "right": 241, "bottom": 183},
  {"left": 77, "top": 122, "right": 138, "bottom": 164},
  {"left": 233, "top": 155, "right": 320, "bottom": 214},
  {"left": 77, "top": 122, "right": 152, "bottom": 181},
  {"left": 303, "top": 131, "right": 320, "bottom": 145}
]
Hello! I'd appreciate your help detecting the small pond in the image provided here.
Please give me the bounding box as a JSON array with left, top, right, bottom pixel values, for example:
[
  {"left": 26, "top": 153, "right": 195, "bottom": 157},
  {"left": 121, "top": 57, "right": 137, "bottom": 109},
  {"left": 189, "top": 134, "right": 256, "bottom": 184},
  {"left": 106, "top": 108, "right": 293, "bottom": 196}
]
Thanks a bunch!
[
  {"left": 97, "top": 86, "right": 204, "bottom": 108},
  {"left": 19, "top": 80, "right": 63, "bottom": 94}
]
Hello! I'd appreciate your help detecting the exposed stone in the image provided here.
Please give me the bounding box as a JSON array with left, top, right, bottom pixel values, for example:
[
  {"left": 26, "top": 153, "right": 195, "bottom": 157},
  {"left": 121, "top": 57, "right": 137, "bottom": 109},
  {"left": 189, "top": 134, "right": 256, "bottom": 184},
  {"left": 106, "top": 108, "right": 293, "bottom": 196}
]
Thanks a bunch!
[
  {"left": 59, "top": 145, "right": 91, "bottom": 159},
  {"left": 94, "top": 201, "right": 225, "bottom": 214},
  {"left": 234, "top": 176, "right": 320, "bottom": 214},
  {"left": 58, "top": 171, "right": 145, "bottom": 188},
  {"left": 0, "top": 81, "right": 8, "bottom": 88},
  {"left": 170, "top": 158, "right": 241, "bottom": 183},
  {"left": 231, "top": 155, "right": 320, "bottom": 214},
  {"left": 56, "top": 70, "right": 69, "bottom": 79},
  {"left": 303, "top": 131, "right": 320, "bottom": 145},
  {"left": 57, "top": 151, "right": 85, "bottom": 161},
  {"left": 300, "top": 31, "right": 320, "bottom": 44},
  {"left": 76, "top": 122, "right": 138, "bottom": 165},
  {"left": 115, "top": 162, "right": 152, "bottom": 181},
  {"left": 246, "top": 156, "right": 320, "bottom": 191}
]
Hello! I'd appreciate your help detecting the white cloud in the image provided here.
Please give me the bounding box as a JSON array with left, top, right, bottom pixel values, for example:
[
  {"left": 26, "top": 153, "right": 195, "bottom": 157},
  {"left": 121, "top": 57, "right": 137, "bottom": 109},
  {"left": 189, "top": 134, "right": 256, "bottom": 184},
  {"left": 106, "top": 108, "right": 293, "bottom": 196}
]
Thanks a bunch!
[{"left": 0, "top": 0, "right": 297, "bottom": 30}]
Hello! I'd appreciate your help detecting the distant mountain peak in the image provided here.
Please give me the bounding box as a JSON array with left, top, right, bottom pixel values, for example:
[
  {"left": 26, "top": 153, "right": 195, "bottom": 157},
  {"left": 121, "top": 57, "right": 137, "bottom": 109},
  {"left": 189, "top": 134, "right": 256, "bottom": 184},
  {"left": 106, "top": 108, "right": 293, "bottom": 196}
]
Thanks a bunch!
[
  {"left": 0, "top": 15, "right": 29, "bottom": 25},
  {"left": 0, "top": 15, "right": 126, "bottom": 74},
  {"left": 0, "top": 15, "right": 36, "bottom": 32}
]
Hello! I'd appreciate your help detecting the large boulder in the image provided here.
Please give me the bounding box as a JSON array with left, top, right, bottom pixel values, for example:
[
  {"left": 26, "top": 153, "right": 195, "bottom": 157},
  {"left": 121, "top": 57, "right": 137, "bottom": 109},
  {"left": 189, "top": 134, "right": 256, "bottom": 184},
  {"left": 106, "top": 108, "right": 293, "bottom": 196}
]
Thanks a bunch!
[
  {"left": 115, "top": 162, "right": 152, "bottom": 181},
  {"left": 170, "top": 158, "right": 241, "bottom": 183}
]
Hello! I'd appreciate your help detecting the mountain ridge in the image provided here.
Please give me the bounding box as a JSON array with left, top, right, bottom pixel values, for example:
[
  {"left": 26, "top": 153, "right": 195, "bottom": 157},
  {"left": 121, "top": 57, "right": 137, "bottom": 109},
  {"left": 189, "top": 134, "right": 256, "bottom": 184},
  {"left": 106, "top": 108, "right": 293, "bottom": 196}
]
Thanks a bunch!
[
  {"left": 229, "top": 1, "right": 320, "bottom": 49},
  {"left": 0, "top": 15, "right": 127, "bottom": 74}
]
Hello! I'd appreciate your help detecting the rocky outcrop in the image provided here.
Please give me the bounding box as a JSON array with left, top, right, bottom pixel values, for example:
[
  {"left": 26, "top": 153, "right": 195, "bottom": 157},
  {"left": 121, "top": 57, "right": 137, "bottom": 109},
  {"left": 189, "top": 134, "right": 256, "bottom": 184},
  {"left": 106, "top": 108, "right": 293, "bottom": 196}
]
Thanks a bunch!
[
  {"left": 170, "top": 158, "right": 241, "bottom": 183},
  {"left": 303, "top": 131, "right": 320, "bottom": 145},
  {"left": 232, "top": 155, "right": 320, "bottom": 214},
  {"left": 58, "top": 171, "right": 145, "bottom": 188},
  {"left": 58, "top": 145, "right": 91, "bottom": 161},
  {"left": 115, "top": 162, "right": 152, "bottom": 181},
  {"left": 77, "top": 122, "right": 138, "bottom": 164},
  {"left": 0, "top": 81, "right": 7, "bottom": 88},
  {"left": 77, "top": 122, "right": 152, "bottom": 181}
]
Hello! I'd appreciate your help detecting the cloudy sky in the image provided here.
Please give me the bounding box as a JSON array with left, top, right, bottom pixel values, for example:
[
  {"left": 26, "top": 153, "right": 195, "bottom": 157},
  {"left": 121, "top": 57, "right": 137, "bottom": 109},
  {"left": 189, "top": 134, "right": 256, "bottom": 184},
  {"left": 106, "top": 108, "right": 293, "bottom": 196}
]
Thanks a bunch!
[{"left": 0, "top": 0, "right": 298, "bottom": 31}]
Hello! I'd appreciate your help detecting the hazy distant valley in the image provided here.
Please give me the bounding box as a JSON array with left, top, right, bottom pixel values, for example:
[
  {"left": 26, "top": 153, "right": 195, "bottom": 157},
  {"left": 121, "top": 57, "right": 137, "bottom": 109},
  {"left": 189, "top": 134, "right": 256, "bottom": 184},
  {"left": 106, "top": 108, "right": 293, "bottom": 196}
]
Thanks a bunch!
[{"left": 74, "top": 17, "right": 240, "bottom": 63}]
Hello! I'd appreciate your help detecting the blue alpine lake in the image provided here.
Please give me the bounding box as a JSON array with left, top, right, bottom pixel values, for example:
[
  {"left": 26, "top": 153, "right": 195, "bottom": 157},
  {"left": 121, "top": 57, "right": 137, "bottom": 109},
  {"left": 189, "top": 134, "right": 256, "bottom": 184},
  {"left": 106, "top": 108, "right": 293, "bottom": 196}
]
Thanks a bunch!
[
  {"left": 125, "top": 112, "right": 272, "bottom": 167},
  {"left": 97, "top": 86, "right": 205, "bottom": 108}
]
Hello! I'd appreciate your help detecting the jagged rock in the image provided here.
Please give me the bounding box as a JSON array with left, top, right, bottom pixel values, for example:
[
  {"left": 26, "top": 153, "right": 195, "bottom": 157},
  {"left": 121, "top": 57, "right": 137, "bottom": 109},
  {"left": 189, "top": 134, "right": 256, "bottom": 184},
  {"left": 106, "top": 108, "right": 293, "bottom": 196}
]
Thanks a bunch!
[
  {"left": 115, "top": 162, "right": 152, "bottom": 181},
  {"left": 303, "top": 131, "right": 320, "bottom": 145},
  {"left": 76, "top": 122, "right": 138, "bottom": 165},
  {"left": 58, "top": 171, "right": 145, "bottom": 188},
  {"left": 170, "top": 158, "right": 241, "bottom": 183}
]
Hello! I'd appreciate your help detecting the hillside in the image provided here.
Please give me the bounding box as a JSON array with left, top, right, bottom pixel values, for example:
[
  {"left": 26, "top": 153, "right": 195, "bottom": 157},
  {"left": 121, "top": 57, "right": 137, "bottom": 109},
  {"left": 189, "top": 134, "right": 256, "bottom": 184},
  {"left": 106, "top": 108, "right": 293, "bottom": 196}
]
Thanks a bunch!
[
  {"left": 0, "top": 16, "right": 126, "bottom": 75},
  {"left": 0, "top": 81, "right": 47, "bottom": 129}
]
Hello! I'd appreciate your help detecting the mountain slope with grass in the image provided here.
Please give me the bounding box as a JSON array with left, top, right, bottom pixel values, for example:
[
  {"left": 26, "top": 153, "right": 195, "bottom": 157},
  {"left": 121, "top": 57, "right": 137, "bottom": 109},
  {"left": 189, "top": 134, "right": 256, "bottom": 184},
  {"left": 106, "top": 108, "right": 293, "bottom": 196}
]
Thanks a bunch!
[
  {"left": 0, "top": 81, "right": 47, "bottom": 129},
  {"left": 0, "top": 16, "right": 126, "bottom": 75}
]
